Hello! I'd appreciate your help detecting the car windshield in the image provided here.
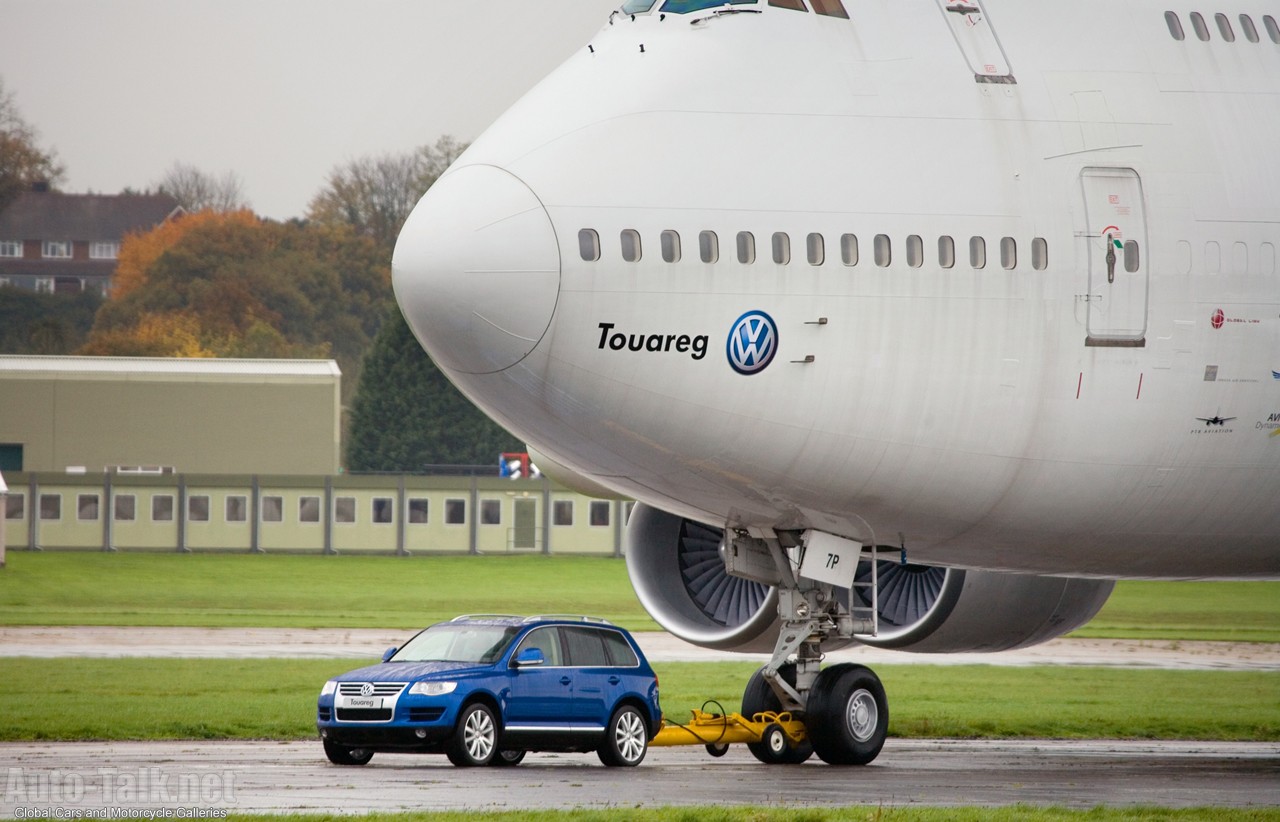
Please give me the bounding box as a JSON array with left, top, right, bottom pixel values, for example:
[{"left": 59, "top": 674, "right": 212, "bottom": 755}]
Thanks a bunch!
[{"left": 390, "top": 624, "right": 521, "bottom": 664}]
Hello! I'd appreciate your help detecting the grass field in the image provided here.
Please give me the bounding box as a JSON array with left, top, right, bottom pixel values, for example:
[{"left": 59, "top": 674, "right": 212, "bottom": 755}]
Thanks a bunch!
[
  {"left": 221, "top": 810, "right": 1280, "bottom": 822},
  {"left": 0, "top": 658, "right": 1275, "bottom": 742},
  {"left": 1, "top": 553, "right": 1278, "bottom": 641}
]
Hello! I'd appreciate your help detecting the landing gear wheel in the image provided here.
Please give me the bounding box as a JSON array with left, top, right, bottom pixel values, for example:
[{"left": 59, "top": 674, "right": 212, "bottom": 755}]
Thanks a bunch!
[
  {"left": 598, "top": 705, "right": 648, "bottom": 767},
  {"left": 806, "top": 663, "right": 888, "bottom": 766},
  {"left": 322, "top": 739, "right": 373, "bottom": 766},
  {"left": 490, "top": 749, "right": 526, "bottom": 767},
  {"left": 705, "top": 742, "right": 730, "bottom": 758},
  {"left": 742, "top": 664, "right": 812, "bottom": 765},
  {"left": 446, "top": 703, "right": 498, "bottom": 766}
]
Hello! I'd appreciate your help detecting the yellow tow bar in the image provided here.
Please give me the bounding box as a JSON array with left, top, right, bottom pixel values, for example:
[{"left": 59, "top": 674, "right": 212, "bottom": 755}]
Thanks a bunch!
[{"left": 650, "top": 709, "right": 807, "bottom": 755}]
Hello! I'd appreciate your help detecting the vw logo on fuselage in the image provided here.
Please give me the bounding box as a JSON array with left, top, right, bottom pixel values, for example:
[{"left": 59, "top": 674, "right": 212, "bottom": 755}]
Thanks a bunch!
[{"left": 726, "top": 310, "right": 778, "bottom": 375}]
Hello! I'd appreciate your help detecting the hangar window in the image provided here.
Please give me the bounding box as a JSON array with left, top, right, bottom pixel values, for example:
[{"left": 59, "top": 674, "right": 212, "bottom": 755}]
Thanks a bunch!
[
  {"left": 590, "top": 500, "right": 612, "bottom": 527},
  {"left": 769, "top": 0, "right": 808, "bottom": 11},
  {"left": 1001, "top": 237, "right": 1017, "bottom": 270},
  {"left": 1240, "top": 14, "right": 1259, "bottom": 42},
  {"left": 807, "top": 233, "right": 825, "bottom": 266},
  {"left": 5, "top": 493, "right": 25, "bottom": 521},
  {"left": 661, "top": 230, "right": 682, "bottom": 263},
  {"left": 1032, "top": 237, "right": 1049, "bottom": 271},
  {"left": 188, "top": 495, "right": 210, "bottom": 523},
  {"left": 772, "top": 232, "right": 791, "bottom": 265},
  {"left": 873, "top": 234, "right": 891, "bottom": 267},
  {"left": 480, "top": 499, "right": 501, "bottom": 525},
  {"left": 1165, "top": 11, "right": 1185, "bottom": 40},
  {"left": 335, "top": 496, "right": 356, "bottom": 524},
  {"left": 906, "top": 235, "right": 924, "bottom": 268},
  {"left": 1266, "top": 15, "right": 1280, "bottom": 43},
  {"left": 1215, "top": 13, "right": 1235, "bottom": 42},
  {"left": 373, "top": 498, "right": 394, "bottom": 525},
  {"left": 699, "top": 231, "right": 719, "bottom": 264},
  {"left": 620, "top": 229, "right": 642, "bottom": 263},
  {"left": 1190, "top": 12, "right": 1210, "bottom": 40},
  {"left": 40, "top": 494, "right": 61, "bottom": 521},
  {"left": 737, "top": 232, "right": 756, "bottom": 265},
  {"left": 77, "top": 494, "right": 100, "bottom": 522},
  {"left": 938, "top": 236, "right": 956, "bottom": 269},
  {"left": 408, "top": 498, "right": 429, "bottom": 524},
  {"left": 299, "top": 496, "right": 321, "bottom": 524},
  {"left": 445, "top": 498, "right": 466, "bottom": 525},
  {"left": 809, "top": 0, "right": 848, "bottom": 18},
  {"left": 151, "top": 495, "right": 173, "bottom": 522},
  {"left": 578, "top": 229, "right": 600, "bottom": 262},
  {"left": 554, "top": 500, "right": 574, "bottom": 526},
  {"left": 1124, "top": 240, "right": 1141, "bottom": 273},
  {"left": 262, "top": 496, "right": 284, "bottom": 523},
  {"left": 970, "top": 236, "right": 987, "bottom": 269},
  {"left": 840, "top": 234, "right": 859, "bottom": 266},
  {"left": 226, "top": 496, "right": 247, "bottom": 523}
]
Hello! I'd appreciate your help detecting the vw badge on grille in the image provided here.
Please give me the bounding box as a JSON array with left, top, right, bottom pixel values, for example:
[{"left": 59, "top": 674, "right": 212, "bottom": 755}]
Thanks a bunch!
[{"left": 360, "top": 682, "right": 375, "bottom": 697}]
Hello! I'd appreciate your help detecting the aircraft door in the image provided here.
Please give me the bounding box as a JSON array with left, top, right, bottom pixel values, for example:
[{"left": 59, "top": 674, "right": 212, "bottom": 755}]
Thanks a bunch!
[
  {"left": 936, "top": 0, "right": 1015, "bottom": 83},
  {"left": 1081, "top": 167, "right": 1149, "bottom": 346}
]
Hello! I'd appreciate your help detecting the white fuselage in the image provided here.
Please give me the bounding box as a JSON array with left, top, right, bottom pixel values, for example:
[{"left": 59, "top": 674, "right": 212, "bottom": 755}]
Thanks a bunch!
[{"left": 393, "top": 2, "right": 1280, "bottom": 578}]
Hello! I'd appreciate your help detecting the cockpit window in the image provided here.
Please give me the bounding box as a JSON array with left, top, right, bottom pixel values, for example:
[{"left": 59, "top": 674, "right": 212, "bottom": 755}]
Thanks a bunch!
[
  {"left": 621, "top": 0, "right": 659, "bottom": 12},
  {"left": 808, "top": 0, "right": 848, "bottom": 18},
  {"left": 660, "top": 0, "right": 756, "bottom": 14},
  {"left": 769, "top": 0, "right": 807, "bottom": 10}
]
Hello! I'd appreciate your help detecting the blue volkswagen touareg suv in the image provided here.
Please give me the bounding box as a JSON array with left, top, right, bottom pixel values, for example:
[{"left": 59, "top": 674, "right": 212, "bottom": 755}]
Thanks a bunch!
[{"left": 317, "top": 615, "right": 662, "bottom": 767}]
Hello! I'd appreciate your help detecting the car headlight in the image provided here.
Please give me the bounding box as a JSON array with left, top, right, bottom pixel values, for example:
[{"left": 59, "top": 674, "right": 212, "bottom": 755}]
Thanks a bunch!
[
  {"left": 409, "top": 681, "right": 457, "bottom": 696},
  {"left": 320, "top": 680, "right": 337, "bottom": 697}
]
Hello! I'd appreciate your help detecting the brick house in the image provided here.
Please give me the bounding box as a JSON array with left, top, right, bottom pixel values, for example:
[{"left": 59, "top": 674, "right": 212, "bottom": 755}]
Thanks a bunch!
[{"left": 0, "top": 185, "right": 183, "bottom": 295}]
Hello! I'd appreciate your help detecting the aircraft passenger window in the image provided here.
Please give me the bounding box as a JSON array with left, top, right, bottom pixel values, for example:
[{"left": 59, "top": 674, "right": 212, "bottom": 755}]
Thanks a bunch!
[
  {"left": 661, "top": 230, "right": 682, "bottom": 264},
  {"left": 700, "top": 231, "right": 719, "bottom": 264},
  {"left": 1001, "top": 237, "right": 1017, "bottom": 270},
  {"left": 840, "top": 234, "right": 859, "bottom": 266},
  {"left": 969, "top": 236, "right": 986, "bottom": 269},
  {"left": 1165, "top": 11, "right": 1185, "bottom": 41},
  {"left": 938, "top": 236, "right": 956, "bottom": 269},
  {"left": 807, "top": 233, "right": 825, "bottom": 266},
  {"left": 772, "top": 232, "right": 791, "bottom": 265},
  {"left": 1265, "top": 15, "right": 1280, "bottom": 43},
  {"left": 1239, "top": 15, "right": 1259, "bottom": 43},
  {"left": 1215, "top": 13, "right": 1235, "bottom": 42},
  {"left": 1205, "top": 241, "right": 1222, "bottom": 274},
  {"left": 1124, "top": 240, "right": 1140, "bottom": 273},
  {"left": 874, "top": 234, "right": 891, "bottom": 268},
  {"left": 1190, "top": 12, "right": 1210, "bottom": 41},
  {"left": 809, "top": 0, "right": 848, "bottom": 18},
  {"left": 621, "top": 229, "right": 642, "bottom": 263},
  {"left": 1032, "top": 237, "right": 1048, "bottom": 271},
  {"left": 579, "top": 229, "right": 600, "bottom": 262},
  {"left": 906, "top": 235, "right": 923, "bottom": 269},
  {"left": 737, "top": 232, "right": 756, "bottom": 265},
  {"left": 768, "top": 0, "right": 808, "bottom": 10}
]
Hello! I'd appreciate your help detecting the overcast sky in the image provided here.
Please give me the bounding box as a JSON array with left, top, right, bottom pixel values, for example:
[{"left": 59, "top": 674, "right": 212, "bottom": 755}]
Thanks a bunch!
[{"left": 0, "top": 0, "right": 619, "bottom": 220}]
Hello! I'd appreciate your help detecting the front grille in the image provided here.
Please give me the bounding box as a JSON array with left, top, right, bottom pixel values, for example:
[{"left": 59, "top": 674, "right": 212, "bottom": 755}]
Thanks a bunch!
[
  {"left": 409, "top": 707, "right": 445, "bottom": 722},
  {"left": 338, "top": 682, "right": 405, "bottom": 697},
  {"left": 336, "top": 708, "right": 393, "bottom": 722}
]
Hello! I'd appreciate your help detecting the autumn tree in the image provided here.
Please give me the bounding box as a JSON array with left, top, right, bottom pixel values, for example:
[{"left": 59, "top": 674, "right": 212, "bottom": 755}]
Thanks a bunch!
[
  {"left": 346, "top": 308, "right": 521, "bottom": 471},
  {"left": 155, "top": 162, "right": 249, "bottom": 213},
  {"left": 307, "top": 135, "right": 466, "bottom": 255},
  {"left": 0, "top": 76, "right": 65, "bottom": 210}
]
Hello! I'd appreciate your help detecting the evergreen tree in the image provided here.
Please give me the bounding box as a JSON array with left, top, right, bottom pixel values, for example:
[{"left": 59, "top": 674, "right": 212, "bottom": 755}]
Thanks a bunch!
[{"left": 346, "top": 309, "right": 521, "bottom": 471}]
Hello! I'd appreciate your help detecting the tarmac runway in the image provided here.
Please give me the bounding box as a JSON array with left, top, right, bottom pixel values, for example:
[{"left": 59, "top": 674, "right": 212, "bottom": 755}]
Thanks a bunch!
[{"left": 3, "top": 739, "right": 1278, "bottom": 814}]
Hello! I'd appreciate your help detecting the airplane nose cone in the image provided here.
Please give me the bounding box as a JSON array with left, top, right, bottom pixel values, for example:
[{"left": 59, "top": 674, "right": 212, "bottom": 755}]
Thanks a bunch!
[{"left": 392, "top": 165, "right": 560, "bottom": 375}]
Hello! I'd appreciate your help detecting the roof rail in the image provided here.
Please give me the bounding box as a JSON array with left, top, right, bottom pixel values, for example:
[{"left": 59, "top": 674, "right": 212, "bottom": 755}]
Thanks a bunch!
[
  {"left": 522, "top": 614, "right": 614, "bottom": 625},
  {"left": 451, "top": 614, "right": 523, "bottom": 622}
]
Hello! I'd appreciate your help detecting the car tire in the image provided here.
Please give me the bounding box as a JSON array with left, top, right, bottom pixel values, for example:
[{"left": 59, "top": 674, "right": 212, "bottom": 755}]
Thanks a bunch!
[
  {"left": 597, "top": 705, "right": 648, "bottom": 767},
  {"left": 322, "top": 739, "right": 373, "bottom": 766},
  {"left": 490, "top": 749, "right": 526, "bottom": 767},
  {"left": 742, "top": 663, "right": 813, "bottom": 765},
  {"left": 446, "top": 703, "right": 499, "bottom": 767}
]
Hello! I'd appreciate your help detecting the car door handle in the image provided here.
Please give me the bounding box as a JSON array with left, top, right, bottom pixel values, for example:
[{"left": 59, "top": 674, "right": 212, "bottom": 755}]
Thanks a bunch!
[
  {"left": 560, "top": 676, "right": 572, "bottom": 686},
  {"left": 608, "top": 676, "right": 621, "bottom": 685}
]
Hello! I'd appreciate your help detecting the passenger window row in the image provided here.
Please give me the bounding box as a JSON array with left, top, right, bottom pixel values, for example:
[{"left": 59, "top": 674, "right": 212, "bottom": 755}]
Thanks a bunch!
[
  {"left": 1165, "top": 11, "right": 1280, "bottom": 43},
  {"left": 579, "top": 228, "right": 1051, "bottom": 272}
]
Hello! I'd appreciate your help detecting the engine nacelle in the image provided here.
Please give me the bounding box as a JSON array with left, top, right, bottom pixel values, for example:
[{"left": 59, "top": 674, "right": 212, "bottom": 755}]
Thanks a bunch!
[{"left": 624, "top": 504, "right": 1115, "bottom": 654}]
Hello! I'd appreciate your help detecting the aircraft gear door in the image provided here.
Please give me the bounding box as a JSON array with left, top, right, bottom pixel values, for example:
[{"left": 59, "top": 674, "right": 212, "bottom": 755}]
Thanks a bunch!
[{"left": 1081, "top": 167, "right": 1149, "bottom": 347}]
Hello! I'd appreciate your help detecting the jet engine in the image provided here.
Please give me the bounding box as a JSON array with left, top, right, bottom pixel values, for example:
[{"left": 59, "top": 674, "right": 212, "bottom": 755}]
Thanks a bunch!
[{"left": 624, "top": 504, "right": 1115, "bottom": 654}]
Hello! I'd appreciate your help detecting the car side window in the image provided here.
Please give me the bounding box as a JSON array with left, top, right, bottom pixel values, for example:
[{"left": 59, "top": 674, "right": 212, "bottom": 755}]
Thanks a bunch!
[
  {"left": 515, "top": 627, "right": 563, "bottom": 666},
  {"left": 562, "top": 626, "right": 611, "bottom": 667},
  {"left": 601, "top": 630, "right": 639, "bottom": 667}
]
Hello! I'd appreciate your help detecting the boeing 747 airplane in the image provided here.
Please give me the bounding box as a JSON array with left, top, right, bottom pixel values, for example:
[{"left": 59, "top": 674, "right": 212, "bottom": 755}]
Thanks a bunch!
[{"left": 392, "top": 1, "right": 1280, "bottom": 765}]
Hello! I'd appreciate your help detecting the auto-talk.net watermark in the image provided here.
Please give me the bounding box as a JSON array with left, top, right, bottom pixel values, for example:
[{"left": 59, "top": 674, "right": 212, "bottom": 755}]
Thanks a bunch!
[{"left": 5, "top": 768, "right": 234, "bottom": 819}]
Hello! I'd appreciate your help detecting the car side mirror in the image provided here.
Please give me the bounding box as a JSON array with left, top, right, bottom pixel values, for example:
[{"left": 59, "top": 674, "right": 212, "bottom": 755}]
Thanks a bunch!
[
  {"left": 381, "top": 646, "right": 398, "bottom": 663},
  {"left": 513, "top": 647, "right": 545, "bottom": 668}
]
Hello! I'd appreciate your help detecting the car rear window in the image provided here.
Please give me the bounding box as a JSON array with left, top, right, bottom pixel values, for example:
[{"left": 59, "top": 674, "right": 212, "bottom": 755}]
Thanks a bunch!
[
  {"left": 603, "top": 630, "right": 639, "bottom": 667},
  {"left": 563, "top": 626, "right": 610, "bottom": 667}
]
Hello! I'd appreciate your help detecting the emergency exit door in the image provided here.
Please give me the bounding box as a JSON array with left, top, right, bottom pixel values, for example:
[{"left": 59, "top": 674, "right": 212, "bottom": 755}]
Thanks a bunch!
[{"left": 1081, "top": 167, "right": 1149, "bottom": 346}]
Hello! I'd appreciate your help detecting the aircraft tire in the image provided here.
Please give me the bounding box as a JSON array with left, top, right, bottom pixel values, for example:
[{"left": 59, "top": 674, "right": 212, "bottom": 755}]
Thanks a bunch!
[{"left": 806, "top": 663, "right": 888, "bottom": 766}]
